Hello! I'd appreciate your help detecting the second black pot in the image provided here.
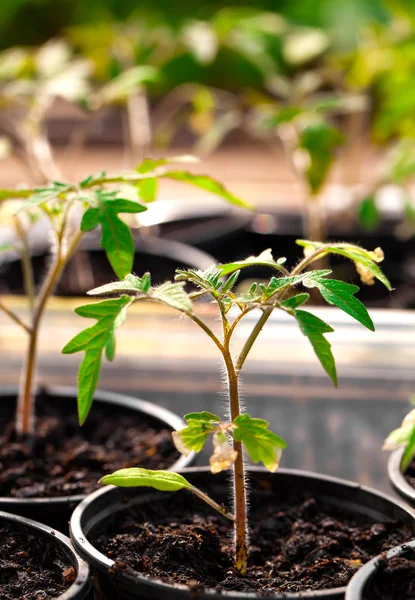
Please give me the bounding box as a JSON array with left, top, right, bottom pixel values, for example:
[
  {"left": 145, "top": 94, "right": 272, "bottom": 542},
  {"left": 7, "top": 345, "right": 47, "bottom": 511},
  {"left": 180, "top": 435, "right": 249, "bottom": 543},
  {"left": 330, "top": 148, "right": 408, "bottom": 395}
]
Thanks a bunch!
[
  {"left": 0, "top": 509, "right": 91, "bottom": 599},
  {"left": 345, "top": 539, "right": 415, "bottom": 599},
  {"left": 0, "top": 385, "right": 194, "bottom": 531},
  {"left": 388, "top": 446, "right": 415, "bottom": 506},
  {"left": 70, "top": 467, "right": 415, "bottom": 600}
]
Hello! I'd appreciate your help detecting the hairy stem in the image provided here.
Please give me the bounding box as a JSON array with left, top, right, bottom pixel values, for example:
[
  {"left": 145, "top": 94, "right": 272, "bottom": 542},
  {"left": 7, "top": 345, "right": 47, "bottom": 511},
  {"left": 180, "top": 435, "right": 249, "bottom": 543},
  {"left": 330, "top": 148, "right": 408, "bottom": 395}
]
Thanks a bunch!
[{"left": 223, "top": 350, "right": 248, "bottom": 573}]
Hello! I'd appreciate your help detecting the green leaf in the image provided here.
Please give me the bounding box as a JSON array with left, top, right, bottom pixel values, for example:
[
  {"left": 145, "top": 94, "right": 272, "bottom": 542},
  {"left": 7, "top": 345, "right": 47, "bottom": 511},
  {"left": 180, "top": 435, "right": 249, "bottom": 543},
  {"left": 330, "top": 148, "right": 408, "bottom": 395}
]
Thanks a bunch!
[
  {"left": 260, "top": 273, "right": 325, "bottom": 301},
  {"left": 13, "top": 183, "right": 70, "bottom": 214},
  {"left": 80, "top": 190, "right": 147, "bottom": 279},
  {"left": 62, "top": 296, "right": 132, "bottom": 425},
  {"left": 296, "top": 240, "right": 391, "bottom": 290},
  {"left": 184, "top": 411, "right": 220, "bottom": 423},
  {"left": 218, "top": 249, "right": 288, "bottom": 276},
  {"left": 303, "top": 275, "right": 374, "bottom": 331},
  {"left": 233, "top": 414, "right": 286, "bottom": 472},
  {"left": 161, "top": 171, "right": 252, "bottom": 209},
  {"left": 358, "top": 196, "right": 380, "bottom": 231},
  {"left": 89, "top": 274, "right": 192, "bottom": 312},
  {"left": 175, "top": 267, "right": 223, "bottom": 295},
  {"left": 174, "top": 412, "right": 221, "bottom": 454},
  {"left": 298, "top": 121, "right": 343, "bottom": 194},
  {"left": 294, "top": 310, "right": 337, "bottom": 386},
  {"left": 151, "top": 281, "right": 193, "bottom": 312},
  {"left": 221, "top": 270, "right": 240, "bottom": 293},
  {"left": 89, "top": 273, "right": 152, "bottom": 296},
  {"left": 99, "top": 468, "right": 191, "bottom": 491},
  {"left": 280, "top": 293, "right": 310, "bottom": 310}
]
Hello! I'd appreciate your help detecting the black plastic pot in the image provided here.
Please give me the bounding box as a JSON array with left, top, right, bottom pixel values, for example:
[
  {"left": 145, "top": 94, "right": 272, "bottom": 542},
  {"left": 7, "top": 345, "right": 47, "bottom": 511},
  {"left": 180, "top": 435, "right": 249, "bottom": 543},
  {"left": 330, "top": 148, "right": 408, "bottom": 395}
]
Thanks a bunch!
[
  {"left": 0, "top": 386, "right": 194, "bottom": 531},
  {"left": 388, "top": 446, "right": 415, "bottom": 506},
  {"left": 345, "top": 539, "right": 415, "bottom": 599},
  {"left": 0, "top": 509, "right": 91, "bottom": 599},
  {"left": 70, "top": 467, "right": 415, "bottom": 600}
]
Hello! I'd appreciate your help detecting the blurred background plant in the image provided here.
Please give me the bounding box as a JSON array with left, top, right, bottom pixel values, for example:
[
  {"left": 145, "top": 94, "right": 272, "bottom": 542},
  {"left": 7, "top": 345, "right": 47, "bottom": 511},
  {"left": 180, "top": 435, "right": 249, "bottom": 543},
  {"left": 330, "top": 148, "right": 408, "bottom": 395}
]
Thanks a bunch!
[{"left": 0, "top": 0, "right": 414, "bottom": 302}]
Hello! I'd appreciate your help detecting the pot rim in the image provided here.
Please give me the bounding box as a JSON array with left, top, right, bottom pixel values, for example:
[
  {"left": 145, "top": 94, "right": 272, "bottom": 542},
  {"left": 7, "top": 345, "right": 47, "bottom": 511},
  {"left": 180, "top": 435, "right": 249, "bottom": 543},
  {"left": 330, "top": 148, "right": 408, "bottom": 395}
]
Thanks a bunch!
[
  {"left": 0, "top": 384, "right": 194, "bottom": 506},
  {"left": 70, "top": 466, "right": 415, "bottom": 599},
  {"left": 388, "top": 446, "right": 415, "bottom": 503},
  {"left": 0, "top": 509, "right": 90, "bottom": 599},
  {"left": 345, "top": 538, "right": 415, "bottom": 599}
]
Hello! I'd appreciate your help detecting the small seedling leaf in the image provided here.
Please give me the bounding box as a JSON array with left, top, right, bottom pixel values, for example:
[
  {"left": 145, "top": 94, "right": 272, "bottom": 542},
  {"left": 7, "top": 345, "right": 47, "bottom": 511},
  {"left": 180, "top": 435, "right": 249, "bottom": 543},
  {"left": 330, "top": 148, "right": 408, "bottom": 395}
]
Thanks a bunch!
[
  {"left": 81, "top": 191, "right": 147, "bottom": 279},
  {"left": 13, "top": 183, "right": 70, "bottom": 214},
  {"left": 89, "top": 275, "right": 192, "bottom": 312},
  {"left": 304, "top": 275, "right": 374, "bottom": 331},
  {"left": 175, "top": 267, "right": 222, "bottom": 295},
  {"left": 293, "top": 310, "right": 337, "bottom": 386},
  {"left": 184, "top": 411, "right": 221, "bottom": 423},
  {"left": 89, "top": 273, "right": 152, "bottom": 296},
  {"left": 296, "top": 241, "right": 391, "bottom": 290},
  {"left": 62, "top": 296, "right": 132, "bottom": 425},
  {"left": 99, "top": 468, "right": 191, "bottom": 491},
  {"left": 218, "top": 249, "right": 288, "bottom": 276},
  {"left": 173, "top": 412, "right": 221, "bottom": 454},
  {"left": 233, "top": 414, "right": 286, "bottom": 472},
  {"left": 221, "top": 270, "right": 240, "bottom": 294},
  {"left": 151, "top": 281, "right": 192, "bottom": 312},
  {"left": 280, "top": 293, "right": 310, "bottom": 310}
]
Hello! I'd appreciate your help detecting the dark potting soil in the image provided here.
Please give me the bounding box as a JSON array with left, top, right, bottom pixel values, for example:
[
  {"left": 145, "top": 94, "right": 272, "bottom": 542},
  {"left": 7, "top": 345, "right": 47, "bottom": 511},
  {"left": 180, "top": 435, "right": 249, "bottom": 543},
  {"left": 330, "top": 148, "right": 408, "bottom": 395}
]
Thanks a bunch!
[
  {"left": 363, "top": 547, "right": 415, "bottom": 600},
  {"left": 403, "top": 458, "right": 415, "bottom": 491},
  {"left": 93, "top": 484, "right": 412, "bottom": 596},
  {"left": 0, "top": 521, "right": 73, "bottom": 599},
  {"left": 0, "top": 392, "right": 178, "bottom": 498}
]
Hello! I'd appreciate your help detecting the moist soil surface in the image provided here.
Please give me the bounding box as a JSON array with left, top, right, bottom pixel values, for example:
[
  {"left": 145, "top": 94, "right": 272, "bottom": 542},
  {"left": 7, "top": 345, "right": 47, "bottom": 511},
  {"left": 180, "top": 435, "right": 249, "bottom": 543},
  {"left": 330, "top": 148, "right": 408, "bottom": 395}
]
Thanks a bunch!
[
  {"left": 93, "top": 484, "right": 412, "bottom": 596},
  {"left": 363, "top": 547, "right": 415, "bottom": 600},
  {"left": 404, "top": 458, "right": 415, "bottom": 492},
  {"left": 0, "top": 520, "right": 73, "bottom": 599},
  {"left": 0, "top": 391, "right": 178, "bottom": 498}
]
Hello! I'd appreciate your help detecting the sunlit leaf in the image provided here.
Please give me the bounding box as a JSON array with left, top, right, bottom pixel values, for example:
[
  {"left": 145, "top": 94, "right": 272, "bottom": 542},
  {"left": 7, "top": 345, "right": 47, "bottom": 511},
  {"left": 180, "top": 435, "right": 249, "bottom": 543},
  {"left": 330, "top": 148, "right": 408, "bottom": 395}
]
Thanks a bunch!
[
  {"left": 99, "top": 468, "right": 191, "bottom": 491},
  {"left": 296, "top": 240, "right": 391, "bottom": 290},
  {"left": 280, "top": 293, "right": 310, "bottom": 310},
  {"left": 233, "top": 414, "right": 286, "bottom": 472},
  {"left": 218, "top": 249, "right": 288, "bottom": 276},
  {"left": 293, "top": 310, "right": 337, "bottom": 386},
  {"left": 89, "top": 274, "right": 192, "bottom": 312},
  {"left": 80, "top": 190, "right": 147, "bottom": 278},
  {"left": 173, "top": 411, "right": 221, "bottom": 454},
  {"left": 62, "top": 296, "right": 132, "bottom": 425},
  {"left": 303, "top": 275, "right": 374, "bottom": 331}
]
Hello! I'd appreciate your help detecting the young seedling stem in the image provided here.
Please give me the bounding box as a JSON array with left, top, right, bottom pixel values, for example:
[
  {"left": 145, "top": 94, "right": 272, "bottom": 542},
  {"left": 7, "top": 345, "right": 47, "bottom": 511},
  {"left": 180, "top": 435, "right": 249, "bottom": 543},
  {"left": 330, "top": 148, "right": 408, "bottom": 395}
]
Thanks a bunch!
[{"left": 68, "top": 241, "right": 389, "bottom": 574}]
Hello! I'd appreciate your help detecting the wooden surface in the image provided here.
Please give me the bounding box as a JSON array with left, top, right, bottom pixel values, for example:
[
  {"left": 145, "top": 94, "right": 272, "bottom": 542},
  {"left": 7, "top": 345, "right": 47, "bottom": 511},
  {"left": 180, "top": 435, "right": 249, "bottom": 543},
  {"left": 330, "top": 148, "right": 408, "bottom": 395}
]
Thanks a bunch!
[{"left": 1, "top": 297, "right": 414, "bottom": 492}]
